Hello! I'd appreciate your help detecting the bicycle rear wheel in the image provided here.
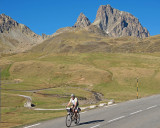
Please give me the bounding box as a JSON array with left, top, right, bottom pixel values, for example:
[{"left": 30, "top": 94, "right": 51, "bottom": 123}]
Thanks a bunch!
[{"left": 66, "top": 114, "right": 72, "bottom": 127}]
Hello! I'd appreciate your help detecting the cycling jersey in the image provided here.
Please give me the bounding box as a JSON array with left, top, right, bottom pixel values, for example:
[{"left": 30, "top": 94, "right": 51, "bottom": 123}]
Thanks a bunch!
[{"left": 70, "top": 97, "right": 79, "bottom": 106}]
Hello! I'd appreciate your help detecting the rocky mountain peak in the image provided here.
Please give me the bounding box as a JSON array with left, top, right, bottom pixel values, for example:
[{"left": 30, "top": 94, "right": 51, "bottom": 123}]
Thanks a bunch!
[
  {"left": 0, "top": 13, "right": 11, "bottom": 19},
  {"left": 0, "top": 13, "right": 19, "bottom": 33},
  {"left": 93, "top": 5, "right": 150, "bottom": 38},
  {"left": 0, "top": 13, "right": 46, "bottom": 53},
  {"left": 74, "top": 12, "right": 91, "bottom": 28}
]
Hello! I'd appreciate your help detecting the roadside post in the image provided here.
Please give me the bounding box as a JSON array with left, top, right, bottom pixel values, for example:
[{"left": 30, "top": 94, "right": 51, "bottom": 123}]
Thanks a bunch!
[{"left": 137, "top": 78, "right": 139, "bottom": 99}]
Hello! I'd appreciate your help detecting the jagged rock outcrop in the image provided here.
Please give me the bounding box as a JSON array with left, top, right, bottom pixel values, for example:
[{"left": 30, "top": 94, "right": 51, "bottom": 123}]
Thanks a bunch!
[
  {"left": 74, "top": 13, "right": 91, "bottom": 28},
  {"left": 0, "top": 14, "right": 47, "bottom": 53},
  {"left": 42, "top": 33, "right": 51, "bottom": 39},
  {"left": 93, "top": 5, "right": 150, "bottom": 38},
  {"left": 52, "top": 13, "right": 91, "bottom": 37}
]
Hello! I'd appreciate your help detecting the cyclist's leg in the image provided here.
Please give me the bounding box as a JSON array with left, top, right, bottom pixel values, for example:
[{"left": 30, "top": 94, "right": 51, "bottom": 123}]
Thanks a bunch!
[
  {"left": 71, "top": 105, "right": 74, "bottom": 113},
  {"left": 74, "top": 106, "right": 78, "bottom": 119}
]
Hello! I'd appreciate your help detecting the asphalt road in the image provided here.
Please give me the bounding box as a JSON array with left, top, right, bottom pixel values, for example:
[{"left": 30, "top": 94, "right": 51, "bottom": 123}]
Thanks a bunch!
[{"left": 24, "top": 95, "right": 160, "bottom": 128}]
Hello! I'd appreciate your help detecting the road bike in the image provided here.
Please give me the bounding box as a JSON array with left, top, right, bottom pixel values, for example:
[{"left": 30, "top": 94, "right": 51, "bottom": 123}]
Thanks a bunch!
[{"left": 66, "top": 108, "right": 80, "bottom": 127}]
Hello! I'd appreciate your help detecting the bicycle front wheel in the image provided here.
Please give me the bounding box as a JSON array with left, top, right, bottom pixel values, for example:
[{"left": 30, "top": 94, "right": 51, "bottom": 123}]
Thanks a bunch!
[{"left": 66, "top": 114, "right": 72, "bottom": 127}]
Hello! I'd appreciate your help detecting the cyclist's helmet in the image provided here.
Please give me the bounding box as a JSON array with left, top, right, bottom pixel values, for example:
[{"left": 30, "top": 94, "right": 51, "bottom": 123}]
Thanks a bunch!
[{"left": 71, "top": 94, "right": 75, "bottom": 97}]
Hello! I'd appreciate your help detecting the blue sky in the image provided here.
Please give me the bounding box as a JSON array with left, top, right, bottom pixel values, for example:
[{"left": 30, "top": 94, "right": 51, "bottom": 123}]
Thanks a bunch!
[{"left": 1, "top": 0, "right": 160, "bottom": 36}]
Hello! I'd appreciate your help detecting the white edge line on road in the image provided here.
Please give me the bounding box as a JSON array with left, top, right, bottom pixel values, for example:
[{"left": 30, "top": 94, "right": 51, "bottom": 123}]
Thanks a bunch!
[
  {"left": 90, "top": 124, "right": 100, "bottom": 128},
  {"left": 130, "top": 110, "right": 142, "bottom": 115},
  {"left": 146, "top": 105, "right": 157, "bottom": 110},
  {"left": 23, "top": 123, "right": 41, "bottom": 128},
  {"left": 108, "top": 116, "right": 125, "bottom": 123}
]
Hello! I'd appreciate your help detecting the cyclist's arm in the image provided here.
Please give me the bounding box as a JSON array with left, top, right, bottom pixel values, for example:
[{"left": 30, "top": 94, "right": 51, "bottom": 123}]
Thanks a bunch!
[
  {"left": 67, "top": 101, "right": 71, "bottom": 107},
  {"left": 66, "top": 99, "right": 71, "bottom": 107}
]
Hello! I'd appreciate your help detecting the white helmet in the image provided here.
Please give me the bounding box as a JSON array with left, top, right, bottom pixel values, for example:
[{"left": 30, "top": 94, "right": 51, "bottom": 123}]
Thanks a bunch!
[{"left": 71, "top": 94, "right": 75, "bottom": 97}]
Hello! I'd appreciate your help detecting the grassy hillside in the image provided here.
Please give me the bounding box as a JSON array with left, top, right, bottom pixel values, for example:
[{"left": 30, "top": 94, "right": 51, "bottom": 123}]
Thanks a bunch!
[
  {"left": 0, "top": 52, "right": 160, "bottom": 127},
  {"left": 1, "top": 23, "right": 160, "bottom": 54},
  {"left": 30, "top": 28, "right": 160, "bottom": 53}
]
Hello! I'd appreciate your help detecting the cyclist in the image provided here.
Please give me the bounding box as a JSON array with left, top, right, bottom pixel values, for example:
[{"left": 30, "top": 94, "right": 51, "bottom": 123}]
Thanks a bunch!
[{"left": 66, "top": 94, "right": 79, "bottom": 119}]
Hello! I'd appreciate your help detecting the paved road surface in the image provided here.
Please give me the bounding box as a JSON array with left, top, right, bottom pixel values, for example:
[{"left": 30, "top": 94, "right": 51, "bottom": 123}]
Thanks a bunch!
[{"left": 24, "top": 95, "right": 160, "bottom": 128}]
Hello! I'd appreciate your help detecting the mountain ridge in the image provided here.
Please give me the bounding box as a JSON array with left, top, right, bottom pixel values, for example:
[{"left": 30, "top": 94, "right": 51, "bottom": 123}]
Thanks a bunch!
[
  {"left": 93, "top": 5, "right": 149, "bottom": 38},
  {"left": 53, "top": 4, "right": 150, "bottom": 39},
  {"left": 0, "top": 13, "right": 49, "bottom": 53},
  {"left": 0, "top": 5, "right": 159, "bottom": 54}
]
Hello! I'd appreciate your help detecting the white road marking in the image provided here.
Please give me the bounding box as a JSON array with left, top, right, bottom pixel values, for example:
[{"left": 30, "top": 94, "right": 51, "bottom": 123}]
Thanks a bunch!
[
  {"left": 108, "top": 116, "right": 125, "bottom": 123},
  {"left": 106, "top": 105, "right": 158, "bottom": 124},
  {"left": 146, "top": 105, "right": 157, "bottom": 110},
  {"left": 130, "top": 110, "right": 142, "bottom": 115},
  {"left": 24, "top": 123, "right": 41, "bottom": 128},
  {"left": 90, "top": 124, "right": 100, "bottom": 128}
]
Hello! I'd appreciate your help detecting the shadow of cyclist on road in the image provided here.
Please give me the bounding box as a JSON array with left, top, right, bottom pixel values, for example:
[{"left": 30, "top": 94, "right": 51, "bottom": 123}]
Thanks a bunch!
[{"left": 79, "top": 120, "right": 104, "bottom": 126}]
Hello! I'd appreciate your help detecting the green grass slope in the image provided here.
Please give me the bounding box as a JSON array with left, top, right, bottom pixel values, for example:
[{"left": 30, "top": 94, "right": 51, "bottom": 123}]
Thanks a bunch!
[{"left": 0, "top": 52, "right": 160, "bottom": 127}]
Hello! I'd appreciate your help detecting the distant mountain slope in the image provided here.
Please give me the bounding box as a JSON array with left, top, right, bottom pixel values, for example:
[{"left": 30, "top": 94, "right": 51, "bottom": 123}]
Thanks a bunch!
[
  {"left": 0, "top": 14, "right": 48, "bottom": 53},
  {"left": 52, "top": 4, "right": 150, "bottom": 39},
  {"left": 93, "top": 5, "right": 150, "bottom": 38},
  {"left": 0, "top": 4, "right": 156, "bottom": 54},
  {"left": 30, "top": 27, "right": 160, "bottom": 53}
]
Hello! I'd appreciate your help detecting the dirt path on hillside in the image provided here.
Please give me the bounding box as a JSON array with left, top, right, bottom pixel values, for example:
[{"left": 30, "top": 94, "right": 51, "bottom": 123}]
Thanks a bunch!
[{"left": 3, "top": 86, "right": 105, "bottom": 104}]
